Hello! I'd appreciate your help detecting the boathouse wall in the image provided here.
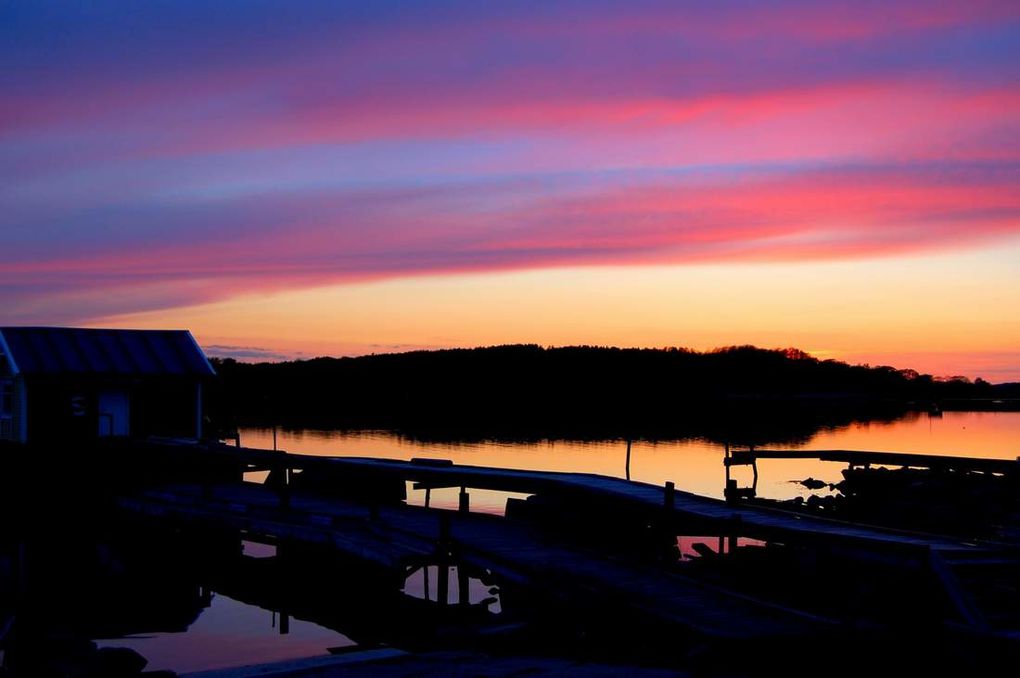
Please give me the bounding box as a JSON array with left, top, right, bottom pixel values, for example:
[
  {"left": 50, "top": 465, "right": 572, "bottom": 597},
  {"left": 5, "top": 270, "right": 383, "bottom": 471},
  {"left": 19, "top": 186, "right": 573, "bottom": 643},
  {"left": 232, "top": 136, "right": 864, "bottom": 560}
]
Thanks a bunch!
[{"left": 0, "top": 327, "right": 214, "bottom": 445}]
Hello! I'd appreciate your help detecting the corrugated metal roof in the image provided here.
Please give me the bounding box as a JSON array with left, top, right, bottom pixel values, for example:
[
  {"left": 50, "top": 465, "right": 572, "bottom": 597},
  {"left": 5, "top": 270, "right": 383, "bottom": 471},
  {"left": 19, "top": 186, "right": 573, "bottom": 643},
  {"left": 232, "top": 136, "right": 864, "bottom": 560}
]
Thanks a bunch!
[{"left": 0, "top": 327, "right": 216, "bottom": 376}]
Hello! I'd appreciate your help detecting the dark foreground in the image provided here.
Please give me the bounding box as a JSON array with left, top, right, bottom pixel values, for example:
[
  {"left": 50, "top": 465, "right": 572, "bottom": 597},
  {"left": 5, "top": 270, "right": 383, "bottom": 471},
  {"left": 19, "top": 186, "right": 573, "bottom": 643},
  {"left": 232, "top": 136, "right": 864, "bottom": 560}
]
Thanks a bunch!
[{"left": 1, "top": 439, "right": 1018, "bottom": 676}]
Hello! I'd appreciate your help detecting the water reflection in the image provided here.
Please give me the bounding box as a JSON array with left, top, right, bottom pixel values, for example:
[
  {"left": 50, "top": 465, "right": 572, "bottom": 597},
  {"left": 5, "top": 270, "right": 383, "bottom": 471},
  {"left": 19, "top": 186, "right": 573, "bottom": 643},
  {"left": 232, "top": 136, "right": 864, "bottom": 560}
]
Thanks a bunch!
[
  {"left": 402, "top": 564, "right": 502, "bottom": 613},
  {"left": 240, "top": 411, "right": 1019, "bottom": 501},
  {"left": 0, "top": 523, "right": 532, "bottom": 675},
  {"left": 0, "top": 529, "right": 359, "bottom": 676},
  {"left": 96, "top": 592, "right": 352, "bottom": 674}
]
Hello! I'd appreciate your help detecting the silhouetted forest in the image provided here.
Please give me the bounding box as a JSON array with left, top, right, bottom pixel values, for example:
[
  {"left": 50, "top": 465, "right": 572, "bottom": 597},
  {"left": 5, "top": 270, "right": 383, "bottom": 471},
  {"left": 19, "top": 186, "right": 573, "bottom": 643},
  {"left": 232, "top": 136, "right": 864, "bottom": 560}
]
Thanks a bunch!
[{"left": 209, "top": 345, "right": 1013, "bottom": 444}]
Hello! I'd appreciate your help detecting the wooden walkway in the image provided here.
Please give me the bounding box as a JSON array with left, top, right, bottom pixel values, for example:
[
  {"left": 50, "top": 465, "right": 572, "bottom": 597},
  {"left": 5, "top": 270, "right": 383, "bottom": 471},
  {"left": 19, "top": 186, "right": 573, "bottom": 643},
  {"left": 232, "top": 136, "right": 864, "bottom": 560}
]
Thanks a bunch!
[
  {"left": 121, "top": 480, "right": 831, "bottom": 641},
  {"left": 315, "top": 456, "right": 987, "bottom": 554}
]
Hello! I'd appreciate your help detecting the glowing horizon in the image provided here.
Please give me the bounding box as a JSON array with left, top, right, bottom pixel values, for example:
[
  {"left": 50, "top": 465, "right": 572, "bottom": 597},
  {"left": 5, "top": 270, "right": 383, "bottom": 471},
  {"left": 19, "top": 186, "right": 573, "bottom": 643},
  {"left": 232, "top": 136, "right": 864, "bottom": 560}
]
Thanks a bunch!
[{"left": 2, "top": 1, "right": 1018, "bottom": 380}]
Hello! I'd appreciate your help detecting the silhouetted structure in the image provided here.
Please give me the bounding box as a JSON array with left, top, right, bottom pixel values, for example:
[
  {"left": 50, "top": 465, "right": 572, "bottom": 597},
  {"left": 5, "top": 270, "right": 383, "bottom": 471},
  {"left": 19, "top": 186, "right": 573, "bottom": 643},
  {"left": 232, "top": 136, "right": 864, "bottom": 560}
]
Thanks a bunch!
[{"left": 0, "top": 327, "right": 215, "bottom": 444}]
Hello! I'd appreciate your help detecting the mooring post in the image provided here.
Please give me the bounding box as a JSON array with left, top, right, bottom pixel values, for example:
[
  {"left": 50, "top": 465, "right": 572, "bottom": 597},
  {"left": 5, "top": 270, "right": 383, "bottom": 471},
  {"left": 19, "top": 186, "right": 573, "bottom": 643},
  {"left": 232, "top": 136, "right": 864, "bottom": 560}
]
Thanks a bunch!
[
  {"left": 664, "top": 481, "right": 675, "bottom": 511},
  {"left": 424, "top": 487, "right": 431, "bottom": 509},
  {"left": 459, "top": 486, "right": 470, "bottom": 514},
  {"left": 625, "top": 439, "right": 632, "bottom": 481},
  {"left": 724, "top": 441, "right": 731, "bottom": 491},
  {"left": 439, "top": 512, "right": 451, "bottom": 551}
]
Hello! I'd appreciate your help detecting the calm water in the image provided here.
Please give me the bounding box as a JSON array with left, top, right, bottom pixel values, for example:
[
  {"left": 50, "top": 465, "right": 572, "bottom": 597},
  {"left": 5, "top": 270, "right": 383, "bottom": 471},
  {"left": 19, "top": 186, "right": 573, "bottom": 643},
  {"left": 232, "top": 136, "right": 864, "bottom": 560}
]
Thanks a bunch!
[
  {"left": 241, "top": 411, "right": 1020, "bottom": 510},
  {"left": 98, "top": 591, "right": 354, "bottom": 674}
]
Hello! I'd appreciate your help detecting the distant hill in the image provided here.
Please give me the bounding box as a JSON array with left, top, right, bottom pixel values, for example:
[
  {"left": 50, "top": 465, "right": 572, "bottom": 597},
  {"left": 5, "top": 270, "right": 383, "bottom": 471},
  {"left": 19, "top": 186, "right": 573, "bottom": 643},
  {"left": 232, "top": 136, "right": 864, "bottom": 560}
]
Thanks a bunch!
[{"left": 207, "top": 345, "right": 1008, "bottom": 444}]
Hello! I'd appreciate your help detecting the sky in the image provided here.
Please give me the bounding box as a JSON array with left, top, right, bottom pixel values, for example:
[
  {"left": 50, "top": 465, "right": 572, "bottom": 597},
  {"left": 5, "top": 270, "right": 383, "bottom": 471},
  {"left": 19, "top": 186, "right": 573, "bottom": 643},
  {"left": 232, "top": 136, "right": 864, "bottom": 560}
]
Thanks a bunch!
[{"left": 2, "top": 1, "right": 1018, "bottom": 380}]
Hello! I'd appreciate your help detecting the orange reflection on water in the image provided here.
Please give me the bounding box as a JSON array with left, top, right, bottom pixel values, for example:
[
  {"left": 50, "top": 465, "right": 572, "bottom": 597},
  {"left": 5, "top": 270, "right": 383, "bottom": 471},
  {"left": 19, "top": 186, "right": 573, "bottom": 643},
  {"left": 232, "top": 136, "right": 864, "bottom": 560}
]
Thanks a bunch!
[{"left": 240, "top": 411, "right": 1018, "bottom": 501}]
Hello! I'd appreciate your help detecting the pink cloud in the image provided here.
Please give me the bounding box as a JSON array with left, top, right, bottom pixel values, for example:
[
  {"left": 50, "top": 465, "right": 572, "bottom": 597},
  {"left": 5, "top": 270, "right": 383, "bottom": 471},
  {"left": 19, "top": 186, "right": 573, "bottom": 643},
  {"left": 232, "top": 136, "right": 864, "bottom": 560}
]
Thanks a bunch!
[{"left": 4, "top": 165, "right": 1016, "bottom": 325}]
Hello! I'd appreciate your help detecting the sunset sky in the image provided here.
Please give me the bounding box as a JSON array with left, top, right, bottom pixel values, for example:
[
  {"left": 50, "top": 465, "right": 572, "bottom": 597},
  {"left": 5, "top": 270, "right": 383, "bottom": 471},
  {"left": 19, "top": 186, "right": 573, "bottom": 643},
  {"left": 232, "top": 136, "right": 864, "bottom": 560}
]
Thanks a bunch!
[{"left": 2, "top": 1, "right": 1018, "bottom": 380}]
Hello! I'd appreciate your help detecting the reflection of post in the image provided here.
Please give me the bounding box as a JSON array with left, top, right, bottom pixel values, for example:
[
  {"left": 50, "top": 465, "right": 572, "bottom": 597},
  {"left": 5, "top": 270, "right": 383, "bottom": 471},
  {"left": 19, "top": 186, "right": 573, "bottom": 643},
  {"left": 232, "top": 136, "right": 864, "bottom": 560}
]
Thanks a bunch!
[
  {"left": 437, "top": 513, "right": 451, "bottom": 605},
  {"left": 16, "top": 539, "right": 26, "bottom": 603},
  {"left": 458, "top": 564, "right": 469, "bottom": 606},
  {"left": 625, "top": 439, "right": 632, "bottom": 481},
  {"left": 279, "top": 540, "right": 290, "bottom": 634},
  {"left": 438, "top": 562, "right": 450, "bottom": 606}
]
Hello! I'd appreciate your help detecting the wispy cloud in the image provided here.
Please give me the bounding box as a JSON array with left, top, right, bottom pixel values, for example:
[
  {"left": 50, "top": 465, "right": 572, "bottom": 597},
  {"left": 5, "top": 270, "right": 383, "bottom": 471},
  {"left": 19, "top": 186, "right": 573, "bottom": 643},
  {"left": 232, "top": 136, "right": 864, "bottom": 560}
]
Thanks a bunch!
[{"left": 1, "top": 0, "right": 1018, "bottom": 323}]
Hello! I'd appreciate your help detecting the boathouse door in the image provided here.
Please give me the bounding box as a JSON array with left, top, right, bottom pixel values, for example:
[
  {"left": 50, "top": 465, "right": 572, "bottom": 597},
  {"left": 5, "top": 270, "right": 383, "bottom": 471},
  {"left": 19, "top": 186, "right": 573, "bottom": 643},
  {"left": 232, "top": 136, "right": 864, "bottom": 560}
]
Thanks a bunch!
[{"left": 98, "top": 390, "right": 130, "bottom": 437}]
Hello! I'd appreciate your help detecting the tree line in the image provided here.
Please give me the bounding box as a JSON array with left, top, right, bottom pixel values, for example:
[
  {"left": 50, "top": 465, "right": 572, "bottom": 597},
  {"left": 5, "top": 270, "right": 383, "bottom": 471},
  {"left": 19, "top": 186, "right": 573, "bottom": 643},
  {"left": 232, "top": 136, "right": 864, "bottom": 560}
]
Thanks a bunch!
[{"left": 207, "top": 344, "right": 1012, "bottom": 444}]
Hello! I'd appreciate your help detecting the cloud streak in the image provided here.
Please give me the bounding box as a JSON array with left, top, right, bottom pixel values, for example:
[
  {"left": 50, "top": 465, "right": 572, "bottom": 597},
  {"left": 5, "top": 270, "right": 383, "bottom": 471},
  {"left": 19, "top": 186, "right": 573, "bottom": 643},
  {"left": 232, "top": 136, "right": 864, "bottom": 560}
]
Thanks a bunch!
[{"left": 1, "top": 0, "right": 1018, "bottom": 324}]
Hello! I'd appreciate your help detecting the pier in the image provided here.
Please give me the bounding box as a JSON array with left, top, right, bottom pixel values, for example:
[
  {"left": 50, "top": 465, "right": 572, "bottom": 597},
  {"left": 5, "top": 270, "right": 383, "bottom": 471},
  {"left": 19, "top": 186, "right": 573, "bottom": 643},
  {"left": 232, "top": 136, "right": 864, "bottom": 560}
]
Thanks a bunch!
[{"left": 104, "top": 439, "right": 1019, "bottom": 642}]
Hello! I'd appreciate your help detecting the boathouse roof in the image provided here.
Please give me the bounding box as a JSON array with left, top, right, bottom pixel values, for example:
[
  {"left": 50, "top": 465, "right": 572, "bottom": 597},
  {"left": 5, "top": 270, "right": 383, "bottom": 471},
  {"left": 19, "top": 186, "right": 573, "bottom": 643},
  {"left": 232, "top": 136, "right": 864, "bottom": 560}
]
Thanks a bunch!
[{"left": 0, "top": 327, "right": 215, "bottom": 377}]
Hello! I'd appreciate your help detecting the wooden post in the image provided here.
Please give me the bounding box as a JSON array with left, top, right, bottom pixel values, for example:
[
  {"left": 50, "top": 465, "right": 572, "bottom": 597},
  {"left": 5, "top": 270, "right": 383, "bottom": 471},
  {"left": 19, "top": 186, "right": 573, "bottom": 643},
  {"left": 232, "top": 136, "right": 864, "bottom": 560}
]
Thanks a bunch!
[
  {"left": 663, "top": 481, "right": 675, "bottom": 511},
  {"left": 724, "top": 442, "right": 731, "bottom": 495},
  {"left": 424, "top": 487, "right": 431, "bottom": 509},
  {"left": 625, "top": 439, "right": 632, "bottom": 481},
  {"left": 272, "top": 425, "right": 278, "bottom": 451},
  {"left": 459, "top": 487, "right": 470, "bottom": 514},
  {"left": 439, "top": 512, "right": 451, "bottom": 546}
]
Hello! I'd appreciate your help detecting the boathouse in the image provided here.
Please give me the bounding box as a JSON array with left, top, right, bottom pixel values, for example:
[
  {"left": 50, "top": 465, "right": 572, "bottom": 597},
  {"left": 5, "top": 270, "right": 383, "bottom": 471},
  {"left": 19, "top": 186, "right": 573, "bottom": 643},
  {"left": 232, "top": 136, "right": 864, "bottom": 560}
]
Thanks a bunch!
[{"left": 0, "top": 327, "right": 215, "bottom": 444}]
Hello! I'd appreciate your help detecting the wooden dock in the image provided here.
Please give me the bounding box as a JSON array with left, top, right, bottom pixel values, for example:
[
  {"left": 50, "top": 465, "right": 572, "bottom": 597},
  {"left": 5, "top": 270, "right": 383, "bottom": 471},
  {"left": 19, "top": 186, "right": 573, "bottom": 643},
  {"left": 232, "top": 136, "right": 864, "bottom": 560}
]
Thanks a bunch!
[
  {"left": 138, "top": 439, "right": 1005, "bottom": 552},
  {"left": 105, "top": 439, "right": 1020, "bottom": 641},
  {"left": 122, "top": 480, "right": 832, "bottom": 641},
  {"left": 313, "top": 455, "right": 989, "bottom": 553}
]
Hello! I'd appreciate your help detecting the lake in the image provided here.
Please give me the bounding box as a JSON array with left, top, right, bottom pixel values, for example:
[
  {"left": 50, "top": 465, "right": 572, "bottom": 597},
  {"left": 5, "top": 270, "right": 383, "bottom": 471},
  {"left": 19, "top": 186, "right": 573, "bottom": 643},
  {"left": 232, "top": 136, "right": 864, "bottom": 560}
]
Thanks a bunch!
[{"left": 240, "top": 410, "right": 1019, "bottom": 512}]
